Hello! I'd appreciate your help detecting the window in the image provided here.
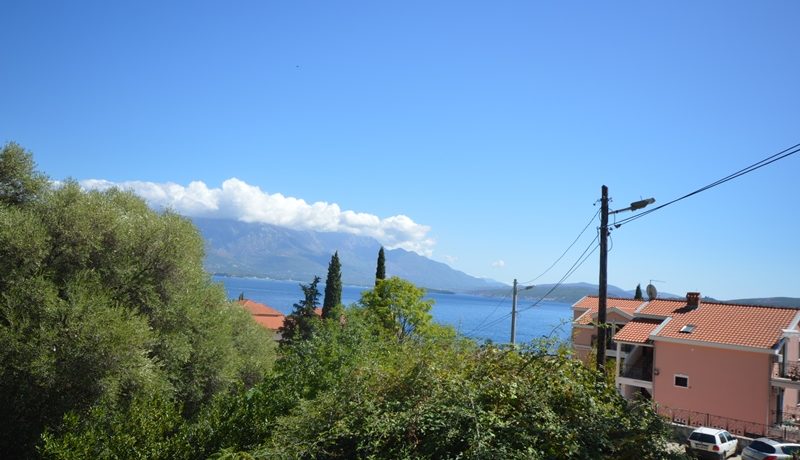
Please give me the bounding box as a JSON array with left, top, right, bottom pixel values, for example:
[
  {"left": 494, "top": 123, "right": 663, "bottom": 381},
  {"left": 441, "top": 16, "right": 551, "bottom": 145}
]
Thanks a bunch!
[
  {"left": 674, "top": 374, "right": 689, "bottom": 388},
  {"left": 689, "top": 432, "right": 715, "bottom": 443},
  {"left": 747, "top": 440, "right": 775, "bottom": 454},
  {"left": 782, "top": 445, "right": 800, "bottom": 455},
  {"left": 679, "top": 324, "right": 696, "bottom": 333}
]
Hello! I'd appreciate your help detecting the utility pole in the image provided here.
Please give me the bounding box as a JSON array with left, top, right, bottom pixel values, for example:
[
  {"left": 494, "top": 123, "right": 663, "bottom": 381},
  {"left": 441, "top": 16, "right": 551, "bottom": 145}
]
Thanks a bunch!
[
  {"left": 596, "top": 186, "right": 609, "bottom": 371},
  {"left": 511, "top": 279, "right": 518, "bottom": 344},
  {"left": 595, "top": 186, "right": 655, "bottom": 372}
]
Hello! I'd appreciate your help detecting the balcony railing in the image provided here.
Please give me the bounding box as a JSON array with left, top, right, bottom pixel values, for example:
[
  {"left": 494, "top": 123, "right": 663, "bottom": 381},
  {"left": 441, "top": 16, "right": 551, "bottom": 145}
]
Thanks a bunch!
[
  {"left": 657, "top": 406, "right": 800, "bottom": 442},
  {"left": 620, "top": 364, "right": 653, "bottom": 382},
  {"left": 773, "top": 361, "right": 800, "bottom": 381}
]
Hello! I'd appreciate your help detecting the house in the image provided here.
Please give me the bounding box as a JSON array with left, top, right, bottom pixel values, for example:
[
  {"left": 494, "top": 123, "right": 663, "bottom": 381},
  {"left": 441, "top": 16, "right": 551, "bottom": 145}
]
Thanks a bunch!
[
  {"left": 238, "top": 299, "right": 286, "bottom": 338},
  {"left": 572, "top": 292, "right": 800, "bottom": 438},
  {"left": 237, "top": 299, "right": 325, "bottom": 340}
]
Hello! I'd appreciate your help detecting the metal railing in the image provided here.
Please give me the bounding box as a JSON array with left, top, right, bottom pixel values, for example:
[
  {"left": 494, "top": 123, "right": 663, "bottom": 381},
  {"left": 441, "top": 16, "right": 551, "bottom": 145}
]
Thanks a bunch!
[
  {"left": 659, "top": 405, "right": 770, "bottom": 439},
  {"left": 773, "top": 361, "right": 800, "bottom": 381},
  {"left": 658, "top": 406, "right": 800, "bottom": 442},
  {"left": 771, "top": 410, "right": 800, "bottom": 442},
  {"left": 620, "top": 363, "right": 653, "bottom": 382}
]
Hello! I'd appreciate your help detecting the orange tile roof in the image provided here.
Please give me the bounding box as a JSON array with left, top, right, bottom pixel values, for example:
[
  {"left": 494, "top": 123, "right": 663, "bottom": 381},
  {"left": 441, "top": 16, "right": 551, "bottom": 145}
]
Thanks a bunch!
[
  {"left": 574, "top": 310, "right": 594, "bottom": 325},
  {"left": 237, "top": 299, "right": 286, "bottom": 331},
  {"left": 238, "top": 299, "right": 284, "bottom": 317},
  {"left": 251, "top": 314, "right": 285, "bottom": 330},
  {"left": 574, "top": 295, "right": 800, "bottom": 350},
  {"left": 613, "top": 318, "right": 664, "bottom": 344},
  {"left": 652, "top": 301, "right": 797, "bottom": 349},
  {"left": 631, "top": 298, "right": 799, "bottom": 349}
]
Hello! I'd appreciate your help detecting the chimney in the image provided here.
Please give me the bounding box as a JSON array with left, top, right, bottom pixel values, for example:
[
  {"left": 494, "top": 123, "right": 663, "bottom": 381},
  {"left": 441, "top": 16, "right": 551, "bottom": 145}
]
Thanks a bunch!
[{"left": 686, "top": 292, "right": 701, "bottom": 309}]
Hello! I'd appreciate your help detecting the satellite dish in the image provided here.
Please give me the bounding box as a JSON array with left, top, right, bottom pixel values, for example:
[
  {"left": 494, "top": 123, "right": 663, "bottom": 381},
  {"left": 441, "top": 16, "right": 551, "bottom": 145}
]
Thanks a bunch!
[{"left": 646, "top": 284, "right": 657, "bottom": 301}]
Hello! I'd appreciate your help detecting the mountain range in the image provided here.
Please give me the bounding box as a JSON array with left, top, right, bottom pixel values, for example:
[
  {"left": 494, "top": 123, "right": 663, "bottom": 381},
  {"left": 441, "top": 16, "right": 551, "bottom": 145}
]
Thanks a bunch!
[
  {"left": 468, "top": 282, "right": 681, "bottom": 304},
  {"left": 193, "top": 218, "right": 800, "bottom": 307},
  {"left": 193, "top": 217, "right": 506, "bottom": 292}
]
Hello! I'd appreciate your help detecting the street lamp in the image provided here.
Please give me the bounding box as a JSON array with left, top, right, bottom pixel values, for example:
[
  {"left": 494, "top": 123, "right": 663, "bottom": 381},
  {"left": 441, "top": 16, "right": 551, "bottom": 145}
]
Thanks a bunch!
[{"left": 596, "top": 186, "right": 655, "bottom": 372}]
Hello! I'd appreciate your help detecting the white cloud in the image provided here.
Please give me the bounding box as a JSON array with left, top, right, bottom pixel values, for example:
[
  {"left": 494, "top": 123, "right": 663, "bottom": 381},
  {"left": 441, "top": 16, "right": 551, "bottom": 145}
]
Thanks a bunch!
[
  {"left": 80, "top": 178, "right": 435, "bottom": 256},
  {"left": 491, "top": 259, "right": 506, "bottom": 268}
]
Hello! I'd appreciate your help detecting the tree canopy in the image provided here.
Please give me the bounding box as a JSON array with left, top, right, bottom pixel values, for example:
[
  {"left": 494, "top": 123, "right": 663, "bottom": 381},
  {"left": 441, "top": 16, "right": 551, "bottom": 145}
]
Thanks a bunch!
[
  {"left": 280, "top": 276, "right": 321, "bottom": 345},
  {"left": 0, "top": 142, "right": 275, "bottom": 458},
  {"left": 7, "top": 142, "right": 686, "bottom": 459}
]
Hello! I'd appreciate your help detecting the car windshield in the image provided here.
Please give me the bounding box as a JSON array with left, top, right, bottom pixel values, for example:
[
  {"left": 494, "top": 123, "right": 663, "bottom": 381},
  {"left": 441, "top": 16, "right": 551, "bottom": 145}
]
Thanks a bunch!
[
  {"left": 689, "top": 432, "right": 717, "bottom": 444},
  {"left": 748, "top": 440, "right": 775, "bottom": 453}
]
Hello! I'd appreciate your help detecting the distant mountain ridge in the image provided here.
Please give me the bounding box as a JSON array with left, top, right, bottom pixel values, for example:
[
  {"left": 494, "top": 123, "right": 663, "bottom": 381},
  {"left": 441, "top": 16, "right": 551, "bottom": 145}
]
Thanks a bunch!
[
  {"left": 193, "top": 217, "right": 506, "bottom": 292},
  {"left": 470, "top": 283, "right": 800, "bottom": 308},
  {"left": 467, "top": 282, "right": 676, "bottom": 304}
]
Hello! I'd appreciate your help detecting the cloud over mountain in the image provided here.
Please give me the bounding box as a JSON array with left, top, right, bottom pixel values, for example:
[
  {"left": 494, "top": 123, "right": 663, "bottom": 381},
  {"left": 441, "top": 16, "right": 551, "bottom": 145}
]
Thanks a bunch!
[{"left": 80, "top": 178, "right": 435, "bottom": 255}]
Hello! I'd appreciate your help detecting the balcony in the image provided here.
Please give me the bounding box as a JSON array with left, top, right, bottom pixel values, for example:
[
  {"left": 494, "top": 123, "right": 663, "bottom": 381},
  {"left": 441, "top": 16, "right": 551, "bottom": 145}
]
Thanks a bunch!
[
  {"left": 621, "top": 363, "right": 653, "bottom": 382},
  {"left": 771, "top": 361, "right": 800, "bottom": 390}
]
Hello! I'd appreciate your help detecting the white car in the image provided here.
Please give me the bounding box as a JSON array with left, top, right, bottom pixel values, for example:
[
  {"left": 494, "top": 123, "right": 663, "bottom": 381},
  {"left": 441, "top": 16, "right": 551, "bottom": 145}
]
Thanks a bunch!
[
  {"left": 685, "top": 427, "right": 738, "bottom": 459},
  {"left": 742, "top": 437, "right": 800, "bottom": 460}
]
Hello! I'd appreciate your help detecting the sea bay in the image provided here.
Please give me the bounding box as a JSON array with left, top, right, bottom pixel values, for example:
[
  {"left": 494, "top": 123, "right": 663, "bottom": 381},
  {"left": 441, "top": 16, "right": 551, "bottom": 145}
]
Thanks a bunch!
[{"left": 215, "top": 275, "right": 573, "bottom": 344}]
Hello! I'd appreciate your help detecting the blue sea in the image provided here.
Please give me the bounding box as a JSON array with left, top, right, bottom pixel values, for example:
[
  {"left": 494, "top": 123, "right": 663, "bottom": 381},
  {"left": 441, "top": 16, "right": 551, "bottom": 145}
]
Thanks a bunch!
[{"left": 214, "top": 276, "right": 573, "bottom": 344}]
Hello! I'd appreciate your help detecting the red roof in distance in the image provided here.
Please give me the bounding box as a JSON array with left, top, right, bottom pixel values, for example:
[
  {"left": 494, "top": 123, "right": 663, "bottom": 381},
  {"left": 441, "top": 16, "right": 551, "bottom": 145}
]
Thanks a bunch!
[{"left": 237, "top": 299, "right": 286, "bottom": 331}]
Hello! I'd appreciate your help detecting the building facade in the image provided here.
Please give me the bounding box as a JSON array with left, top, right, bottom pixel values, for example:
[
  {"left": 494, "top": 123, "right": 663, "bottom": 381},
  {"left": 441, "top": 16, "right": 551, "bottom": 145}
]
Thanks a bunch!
[{"left": 572, "top": 293, "right": 800, "bottom": 436}]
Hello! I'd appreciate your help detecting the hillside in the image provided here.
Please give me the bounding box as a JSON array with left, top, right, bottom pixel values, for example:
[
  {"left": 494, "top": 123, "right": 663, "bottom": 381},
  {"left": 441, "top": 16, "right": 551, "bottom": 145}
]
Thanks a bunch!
[
  {"left": 468, "top": 282, "right": 650, "bottom": 304},
  {"left": 726, "top": 297, "right": 800, "bottom": 308},
  {"left": 193, "top": 217, "right": 506, "bottom": 292}
]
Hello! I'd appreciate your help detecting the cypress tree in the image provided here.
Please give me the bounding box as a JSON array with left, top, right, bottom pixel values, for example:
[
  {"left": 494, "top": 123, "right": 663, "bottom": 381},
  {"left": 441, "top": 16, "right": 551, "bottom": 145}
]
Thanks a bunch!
[
  {"left": 634, "top": 284, "right": 643, "bottom": 301},
  {"left": 375, "top": 247, "right": 386, "bottom": 285},
  {"left": 280, "top": 276, "right": 321, "bottom": 345},
  {"left": 322, "top": 251, "right": 342, "bottom": 319}
]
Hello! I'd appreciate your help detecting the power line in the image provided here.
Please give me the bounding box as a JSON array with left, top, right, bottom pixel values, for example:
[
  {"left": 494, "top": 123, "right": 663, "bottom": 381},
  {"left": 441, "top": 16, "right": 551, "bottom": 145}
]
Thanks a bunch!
[
  {"left": 515, "top": 235, "right": 599, "bottom": 317},
  {"left": 520, "top": 209, "right": 600, "bottom": 285},
  {"left": 466, "top": 209, "right": 599, "bottom": 339},
  {"left": 463, "top": 288, "right": 513, "bottom": 337},
  {"left": 471, "top": 233, "right": 599, "bottom": 335},
  {"left": 614, "top": 143, "right": 800, "bottom": 228},
  {"left": 478, "top": 239, "right": 598, "bottom": 335}
]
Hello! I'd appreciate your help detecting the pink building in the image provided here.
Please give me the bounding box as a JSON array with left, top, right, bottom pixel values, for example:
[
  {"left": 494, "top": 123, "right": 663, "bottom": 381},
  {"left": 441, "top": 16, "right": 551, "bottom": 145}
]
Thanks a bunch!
[{"left": 572, "top": 293, "right": 800, "bottom": 436}]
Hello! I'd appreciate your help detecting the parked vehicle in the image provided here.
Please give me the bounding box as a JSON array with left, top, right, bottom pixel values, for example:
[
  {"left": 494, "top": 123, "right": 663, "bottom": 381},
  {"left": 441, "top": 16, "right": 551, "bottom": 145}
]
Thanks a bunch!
[
  {"left": 742, "top": 437, "right": 800, "bottom": 460},
  {"left": 685, "top": 427, "right": 738, "bottom": 459}
]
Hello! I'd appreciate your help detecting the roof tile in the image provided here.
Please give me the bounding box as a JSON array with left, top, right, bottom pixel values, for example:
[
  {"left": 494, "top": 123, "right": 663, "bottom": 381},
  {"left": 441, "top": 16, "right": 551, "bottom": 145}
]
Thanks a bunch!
[
  {"left": 238, "top": 299, "right": 286, "bottom": 331},
  {"left": 613, "top": 318, "right": 663, "bottom": 344}
]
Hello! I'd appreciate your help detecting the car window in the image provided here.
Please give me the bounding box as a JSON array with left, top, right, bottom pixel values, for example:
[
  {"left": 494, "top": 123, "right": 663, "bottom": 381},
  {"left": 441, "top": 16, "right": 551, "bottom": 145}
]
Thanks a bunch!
[
  {"left": 782, "top": 445, "right": 800, "bottom": 454},
  {"left": 689, "top": 432, "right": 717, "bottom": 444},
  {"left": 722, "top": 432, "right": 733, "bottom": 443},
  {"left": 748, "top": 440, "right": 776, "bottom": 453}
]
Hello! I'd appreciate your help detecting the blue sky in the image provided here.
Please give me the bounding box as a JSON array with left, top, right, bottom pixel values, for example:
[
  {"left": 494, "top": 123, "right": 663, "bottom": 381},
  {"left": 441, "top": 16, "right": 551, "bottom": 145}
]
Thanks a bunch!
[{"left": 2, "top": 1, "right": 798, "bottom": 300}]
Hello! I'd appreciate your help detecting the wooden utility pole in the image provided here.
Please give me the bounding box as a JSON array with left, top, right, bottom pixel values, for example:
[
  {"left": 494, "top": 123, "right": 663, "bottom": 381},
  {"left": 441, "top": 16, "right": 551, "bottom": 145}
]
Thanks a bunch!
[
  {"left": 511, "top": 278, "right": 518, "bottom": 344},
  {"left": 596, "top": 185, "right": 609, "bottom": 371}
]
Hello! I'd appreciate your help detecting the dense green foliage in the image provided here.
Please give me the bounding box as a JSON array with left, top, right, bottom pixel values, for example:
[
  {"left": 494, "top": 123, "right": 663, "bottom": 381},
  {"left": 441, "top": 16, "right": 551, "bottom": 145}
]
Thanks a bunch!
[
  {"left": 322, "top": 251, "right": 342, "bottom": 319},
  {"left": 5, "top": 143, "right": 685, "bottom": 459},
  {"left": 361, "top": 277, "right": 434, "bottom": 340},
  {"left": 44, "top": 277, "right": 684, "bottom": 459},
  {"left": 375, "top": 246, "right": 386, "bottom": 284},
  {"left": 635, "top": 284, "right": 644, "bottom": 300},
  {"left": 0, "top": 143, "right": 275, "bottom": 458},
  {"left": 0, "top": 142, "right": 49, "bottom": 206},
  {"left": 279, "top": 276, "right": 321, "bottom": 345}
]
